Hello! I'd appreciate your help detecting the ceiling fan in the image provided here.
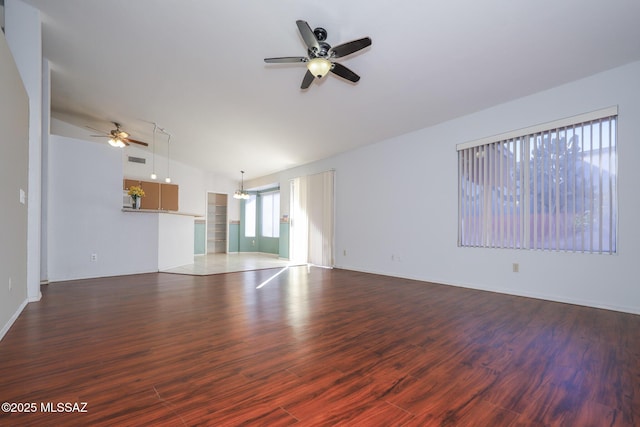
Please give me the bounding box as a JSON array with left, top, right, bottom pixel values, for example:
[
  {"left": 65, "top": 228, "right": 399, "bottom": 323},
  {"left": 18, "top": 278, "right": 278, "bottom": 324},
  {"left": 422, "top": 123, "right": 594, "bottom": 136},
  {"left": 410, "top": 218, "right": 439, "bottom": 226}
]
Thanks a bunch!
[
  {"left": 88, "top": 122, "right": 149, "bottom": 148},
  {"left": 264, "top": 20, "right": 372, "bottom": 89}
]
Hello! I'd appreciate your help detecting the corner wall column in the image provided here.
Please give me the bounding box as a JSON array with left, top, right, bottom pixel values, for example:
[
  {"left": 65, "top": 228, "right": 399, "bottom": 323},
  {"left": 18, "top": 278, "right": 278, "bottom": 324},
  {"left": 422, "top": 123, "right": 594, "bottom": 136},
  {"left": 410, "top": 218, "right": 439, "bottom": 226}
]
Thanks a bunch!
[{"left": 5, "top": 0, "right": 43, "bottom": 301}]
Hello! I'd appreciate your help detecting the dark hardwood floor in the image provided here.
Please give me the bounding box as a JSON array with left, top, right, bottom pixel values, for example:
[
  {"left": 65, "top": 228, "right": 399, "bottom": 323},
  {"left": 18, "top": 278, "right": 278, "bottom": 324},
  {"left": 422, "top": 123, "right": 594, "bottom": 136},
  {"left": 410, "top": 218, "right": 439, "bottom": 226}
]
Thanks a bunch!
[{"left": 0, "top": 267, "right": 638, "bottom": 426}]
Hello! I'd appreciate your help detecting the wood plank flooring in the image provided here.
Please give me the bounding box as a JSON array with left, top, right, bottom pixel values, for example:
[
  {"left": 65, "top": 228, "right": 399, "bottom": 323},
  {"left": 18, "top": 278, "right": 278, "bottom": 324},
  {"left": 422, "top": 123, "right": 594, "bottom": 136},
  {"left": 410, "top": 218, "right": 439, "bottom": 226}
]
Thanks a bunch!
[{"left": 0, "top": 267, "right": 638, "bottom": 426}]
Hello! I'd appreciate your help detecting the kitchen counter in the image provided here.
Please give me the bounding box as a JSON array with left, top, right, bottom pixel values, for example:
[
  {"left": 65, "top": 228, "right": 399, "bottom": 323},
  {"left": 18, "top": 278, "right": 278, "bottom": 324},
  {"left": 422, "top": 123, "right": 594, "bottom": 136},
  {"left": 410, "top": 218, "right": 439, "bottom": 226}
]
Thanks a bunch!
[
  {"left": 120, "top": 209, "right": 199, "bottom": 270},
  {"left": 122, "top": 208, "right": 203, "bottom": 218}
]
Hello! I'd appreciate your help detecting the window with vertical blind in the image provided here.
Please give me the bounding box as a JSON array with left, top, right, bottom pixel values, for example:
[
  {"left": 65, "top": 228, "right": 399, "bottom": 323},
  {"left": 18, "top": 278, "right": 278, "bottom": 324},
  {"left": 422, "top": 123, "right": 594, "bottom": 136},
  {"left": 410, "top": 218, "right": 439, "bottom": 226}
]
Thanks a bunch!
[
  {"left": 457, "top": 106, "right": 617, "bottom": 253},
  {"left": 261, "top": 191, "right": 280, "bottom": 238},
  {"left": 244, "top": 194, "right": 256, "bottom": 237}
]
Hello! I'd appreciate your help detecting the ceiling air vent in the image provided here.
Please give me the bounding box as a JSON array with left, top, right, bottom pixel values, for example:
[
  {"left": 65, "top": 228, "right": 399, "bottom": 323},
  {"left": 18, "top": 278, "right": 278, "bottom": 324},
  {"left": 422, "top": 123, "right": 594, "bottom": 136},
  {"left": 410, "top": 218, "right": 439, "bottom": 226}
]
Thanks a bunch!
[{"left": 128, "top": 156, "right": 146, "bottom": 164}]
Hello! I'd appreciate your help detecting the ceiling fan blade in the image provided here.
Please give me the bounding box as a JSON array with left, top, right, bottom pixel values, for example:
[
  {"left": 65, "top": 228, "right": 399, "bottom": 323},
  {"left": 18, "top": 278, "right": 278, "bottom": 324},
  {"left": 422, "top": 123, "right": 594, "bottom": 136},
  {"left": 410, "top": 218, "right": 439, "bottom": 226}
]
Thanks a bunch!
[
  {"left": 264, "top": 57, "right": 307, "bottom": 64},
  {"left": 124, "top": 138, "right": 149, "bottom": 147},
  {"left": 330, "top": 62, "right": 360, "bottom": 83},
  {"left": 296, "top": 20, "right": 319, "bottom": 52},
  {"left": 301, "top": 70, "right": 315, "bottom": 89},
  {"left": 330, "top": 37, "right": 372, "bottom": 58}
]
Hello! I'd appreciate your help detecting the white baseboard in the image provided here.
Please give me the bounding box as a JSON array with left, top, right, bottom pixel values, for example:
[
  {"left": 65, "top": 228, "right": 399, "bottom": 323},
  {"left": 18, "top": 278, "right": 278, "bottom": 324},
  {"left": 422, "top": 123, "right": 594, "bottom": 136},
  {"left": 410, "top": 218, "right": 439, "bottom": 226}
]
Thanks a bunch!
[
  {"left": 0, "top": 298, "right": 29, "bottom": 342},
  {"left": 334, "top": 265, "right": 640, "bottom": 316}
]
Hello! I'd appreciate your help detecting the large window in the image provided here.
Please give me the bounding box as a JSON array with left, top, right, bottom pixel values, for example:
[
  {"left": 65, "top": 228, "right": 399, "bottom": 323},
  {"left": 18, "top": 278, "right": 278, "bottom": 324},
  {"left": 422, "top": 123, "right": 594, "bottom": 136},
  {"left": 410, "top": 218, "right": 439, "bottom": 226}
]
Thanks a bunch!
[
  {"left": 244, "top": 194, "right": 256, "bottom": 237},
  {"left": 261, "top": 191, "right": 280, "bottom": 238},
  {"left": 457, "top": 107, "right": 617, "bottom": 254}
]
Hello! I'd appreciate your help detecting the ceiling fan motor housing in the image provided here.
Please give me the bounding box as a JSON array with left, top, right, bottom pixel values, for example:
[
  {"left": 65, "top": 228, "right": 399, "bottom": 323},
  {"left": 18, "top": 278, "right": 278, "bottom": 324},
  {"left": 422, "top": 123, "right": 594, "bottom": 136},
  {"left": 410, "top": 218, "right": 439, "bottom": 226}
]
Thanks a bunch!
[
  {"left": 313, "top": 27, "right": 327, "bottom": 41},
  {"left": 310, "top": 41, "right": 331, "bottom": 58},
  {"left": 311, "top": 27, "right": 331, "bottom": 58}
]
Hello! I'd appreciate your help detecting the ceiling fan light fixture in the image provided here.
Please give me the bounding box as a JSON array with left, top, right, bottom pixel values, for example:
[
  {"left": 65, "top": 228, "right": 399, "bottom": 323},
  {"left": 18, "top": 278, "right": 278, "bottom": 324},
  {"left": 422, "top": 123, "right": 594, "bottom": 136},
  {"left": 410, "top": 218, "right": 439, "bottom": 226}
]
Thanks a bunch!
[
  {"left": 108, "top": 137, "right": 125, "bottom": 148},
  {"left": 307, "top": 58, "right": 332, "bottom": 78},
  {"left": 89, "top": 122, "right": 149, "bottom": 147}
]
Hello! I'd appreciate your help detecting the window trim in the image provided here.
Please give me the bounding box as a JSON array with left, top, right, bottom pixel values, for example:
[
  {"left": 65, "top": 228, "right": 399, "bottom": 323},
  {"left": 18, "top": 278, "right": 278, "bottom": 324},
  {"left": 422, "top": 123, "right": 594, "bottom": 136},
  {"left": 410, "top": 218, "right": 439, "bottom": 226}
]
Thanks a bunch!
[
  {"left": 456, "top": 106, "right": 618, "bottom": 152},
  {"left": 457, "top": 106, "right": 618, "bottom": 254}
]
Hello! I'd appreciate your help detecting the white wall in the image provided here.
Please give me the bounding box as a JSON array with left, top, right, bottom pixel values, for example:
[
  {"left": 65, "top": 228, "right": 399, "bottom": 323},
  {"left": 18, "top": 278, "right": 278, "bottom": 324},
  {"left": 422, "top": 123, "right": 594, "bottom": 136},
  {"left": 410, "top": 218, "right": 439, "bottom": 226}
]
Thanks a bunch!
[
  {"left": 48, "top": 135, "right": 159, "bottom": 281},
  {"left": 158, "top": 214, "right": 195, "bottom": 270},
  {"left": 5, "top": 0, "right": 42, "bottom": 302},
  {"left": 275, "top": 60, "right": 640, "bottom": 315},
  {"left": 40, "top": 59, "right": 51, "bottom": 283},
  {"left": 0, "top": 29, "right": 29, "bottom": 340}
]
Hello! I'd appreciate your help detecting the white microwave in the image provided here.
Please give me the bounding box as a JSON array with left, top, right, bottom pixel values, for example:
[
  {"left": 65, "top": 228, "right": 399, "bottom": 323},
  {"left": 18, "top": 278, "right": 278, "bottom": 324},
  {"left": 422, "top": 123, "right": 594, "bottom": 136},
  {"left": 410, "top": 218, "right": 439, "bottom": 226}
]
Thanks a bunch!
[{"left": 123, "top": 190, "right": 133, "bottom": 208}]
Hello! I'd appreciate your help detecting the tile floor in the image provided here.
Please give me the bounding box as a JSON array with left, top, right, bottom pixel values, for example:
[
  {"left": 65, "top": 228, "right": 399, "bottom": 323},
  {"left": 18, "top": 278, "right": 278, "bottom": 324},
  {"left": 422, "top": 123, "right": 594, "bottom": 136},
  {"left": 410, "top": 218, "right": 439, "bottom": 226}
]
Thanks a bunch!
[{"left": 162, "top": 253, "right": 299, "bottom": 275}]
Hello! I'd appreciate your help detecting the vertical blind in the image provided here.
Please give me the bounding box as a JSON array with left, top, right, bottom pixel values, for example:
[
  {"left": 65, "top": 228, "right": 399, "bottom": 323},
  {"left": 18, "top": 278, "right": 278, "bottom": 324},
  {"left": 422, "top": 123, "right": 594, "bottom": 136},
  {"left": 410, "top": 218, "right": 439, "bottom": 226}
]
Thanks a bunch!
[
  {"left": 244, "top": 194, "right": 256, "bottom": 237},
  {"left": 260, "top": 191, "right": 280, "bottom": 238},
  {"left": 457, "top": 107, "right": 617, "bottom": 254},
  {"left": 290, "top": 170, "right": 335, "bottom": 266}
]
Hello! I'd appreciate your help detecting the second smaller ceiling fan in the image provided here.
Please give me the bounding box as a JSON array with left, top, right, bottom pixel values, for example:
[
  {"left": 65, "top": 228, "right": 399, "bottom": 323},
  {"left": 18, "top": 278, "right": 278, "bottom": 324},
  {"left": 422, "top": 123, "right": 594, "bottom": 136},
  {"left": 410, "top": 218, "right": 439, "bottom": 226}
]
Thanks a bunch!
[{"left": 88, "top": 122, "right": 149, "bottom": 148}]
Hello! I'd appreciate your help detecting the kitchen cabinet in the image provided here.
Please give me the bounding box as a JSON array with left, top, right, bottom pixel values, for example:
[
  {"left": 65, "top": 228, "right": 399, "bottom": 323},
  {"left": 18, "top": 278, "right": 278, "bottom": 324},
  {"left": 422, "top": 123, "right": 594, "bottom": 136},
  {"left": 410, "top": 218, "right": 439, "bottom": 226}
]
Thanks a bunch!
[
  {"left": 124, "top": 179, "right": 178, "bottom": 211},
  {"left": 160, "top": 183, "right": 178, "bottom": 211}
]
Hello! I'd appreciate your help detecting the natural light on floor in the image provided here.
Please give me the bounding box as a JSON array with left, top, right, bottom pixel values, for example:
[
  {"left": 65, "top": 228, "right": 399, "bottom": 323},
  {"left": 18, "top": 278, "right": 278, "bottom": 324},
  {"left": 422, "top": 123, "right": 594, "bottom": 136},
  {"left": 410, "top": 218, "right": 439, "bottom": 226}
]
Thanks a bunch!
[{"left": 256, "top": 266, "right": 289, "bottom": 289}]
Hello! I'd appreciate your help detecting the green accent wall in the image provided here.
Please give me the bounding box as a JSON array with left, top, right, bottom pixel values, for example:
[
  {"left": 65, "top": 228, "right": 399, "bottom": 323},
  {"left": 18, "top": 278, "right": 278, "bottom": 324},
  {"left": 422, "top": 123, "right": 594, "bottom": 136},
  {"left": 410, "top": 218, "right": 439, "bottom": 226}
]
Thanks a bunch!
[
  {"left": 229, "top": 222, "right": 240, "bottom": 252},
  {"left": 194, "top": 221, "right": 206, "bottom": 255},
  {"left": 279, "top": 222, "right": 289, "bottom": 259},
  {"left": 259, "top": 237, "right": 279, "bottom": 255}
]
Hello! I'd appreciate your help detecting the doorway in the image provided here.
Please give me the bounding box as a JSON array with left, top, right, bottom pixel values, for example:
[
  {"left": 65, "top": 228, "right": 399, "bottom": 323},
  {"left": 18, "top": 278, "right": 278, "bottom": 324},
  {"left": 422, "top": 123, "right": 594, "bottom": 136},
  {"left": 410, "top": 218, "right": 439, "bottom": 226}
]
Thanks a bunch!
[{"left": 206, "top": 192, "right": 228, "bottom": 253}]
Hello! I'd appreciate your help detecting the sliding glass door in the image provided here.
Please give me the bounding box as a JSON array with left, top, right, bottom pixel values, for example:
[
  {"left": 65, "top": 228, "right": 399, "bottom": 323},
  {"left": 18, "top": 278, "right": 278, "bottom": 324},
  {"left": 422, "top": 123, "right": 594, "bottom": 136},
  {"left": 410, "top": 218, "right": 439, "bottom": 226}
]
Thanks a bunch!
[{"left": 290, "top": 170, "right": 335, "bottom": 267}]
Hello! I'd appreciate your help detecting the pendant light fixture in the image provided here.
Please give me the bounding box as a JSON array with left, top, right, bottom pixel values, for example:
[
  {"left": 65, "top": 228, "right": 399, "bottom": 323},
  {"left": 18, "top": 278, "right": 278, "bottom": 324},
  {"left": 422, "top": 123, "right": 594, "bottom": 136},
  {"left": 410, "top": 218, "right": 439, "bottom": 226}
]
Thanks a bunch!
[
  {"left": 165, "top": 133, "right": 171, "bottom": 183},
  {"left": 150, "top": 123, "right": 157, "bottom": 180},
  {"left": 233, "top": 170, "right": 250, "bottom": 199}
]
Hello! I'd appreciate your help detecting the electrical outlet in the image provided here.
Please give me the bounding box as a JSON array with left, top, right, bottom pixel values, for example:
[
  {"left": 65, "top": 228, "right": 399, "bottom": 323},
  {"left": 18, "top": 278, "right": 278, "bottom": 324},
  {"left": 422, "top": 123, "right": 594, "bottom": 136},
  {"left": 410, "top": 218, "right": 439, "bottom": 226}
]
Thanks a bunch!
[
  {"left": 343, "top": 249, "right": 347, "bottom": 256},
  {"left": 8, "top": 277, "right": 12, "bottom": 291},
  {"left": 91, "top": 253, "right": 98, "bottom": 262},
  {"left": 512, "top": 263, "right": 519, "bottom": 273}
]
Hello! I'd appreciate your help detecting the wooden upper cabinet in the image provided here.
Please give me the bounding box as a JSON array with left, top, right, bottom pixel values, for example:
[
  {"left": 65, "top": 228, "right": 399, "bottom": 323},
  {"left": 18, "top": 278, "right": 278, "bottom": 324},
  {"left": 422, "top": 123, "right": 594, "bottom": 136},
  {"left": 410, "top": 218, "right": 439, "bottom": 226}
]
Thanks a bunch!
[
  {"left": 124, "top": 179, "right": 177, "bottom": 211},
  {"left": 123, "top": 179, "right": 138, "bottom": 192},
  {"left": 160, "top": 183, "right": 179, "bottom": 211},
  {"left": 140, "top": 182, "right": 160, "bottom": 210}
]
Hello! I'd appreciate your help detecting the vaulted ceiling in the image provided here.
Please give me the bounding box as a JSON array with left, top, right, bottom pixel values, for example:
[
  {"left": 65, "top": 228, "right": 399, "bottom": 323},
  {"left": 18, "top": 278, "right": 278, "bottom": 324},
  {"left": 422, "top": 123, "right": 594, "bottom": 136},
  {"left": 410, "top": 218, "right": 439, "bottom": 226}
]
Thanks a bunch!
[{"left": 23, "top": 0, "right": 640, "bottom": 180}]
